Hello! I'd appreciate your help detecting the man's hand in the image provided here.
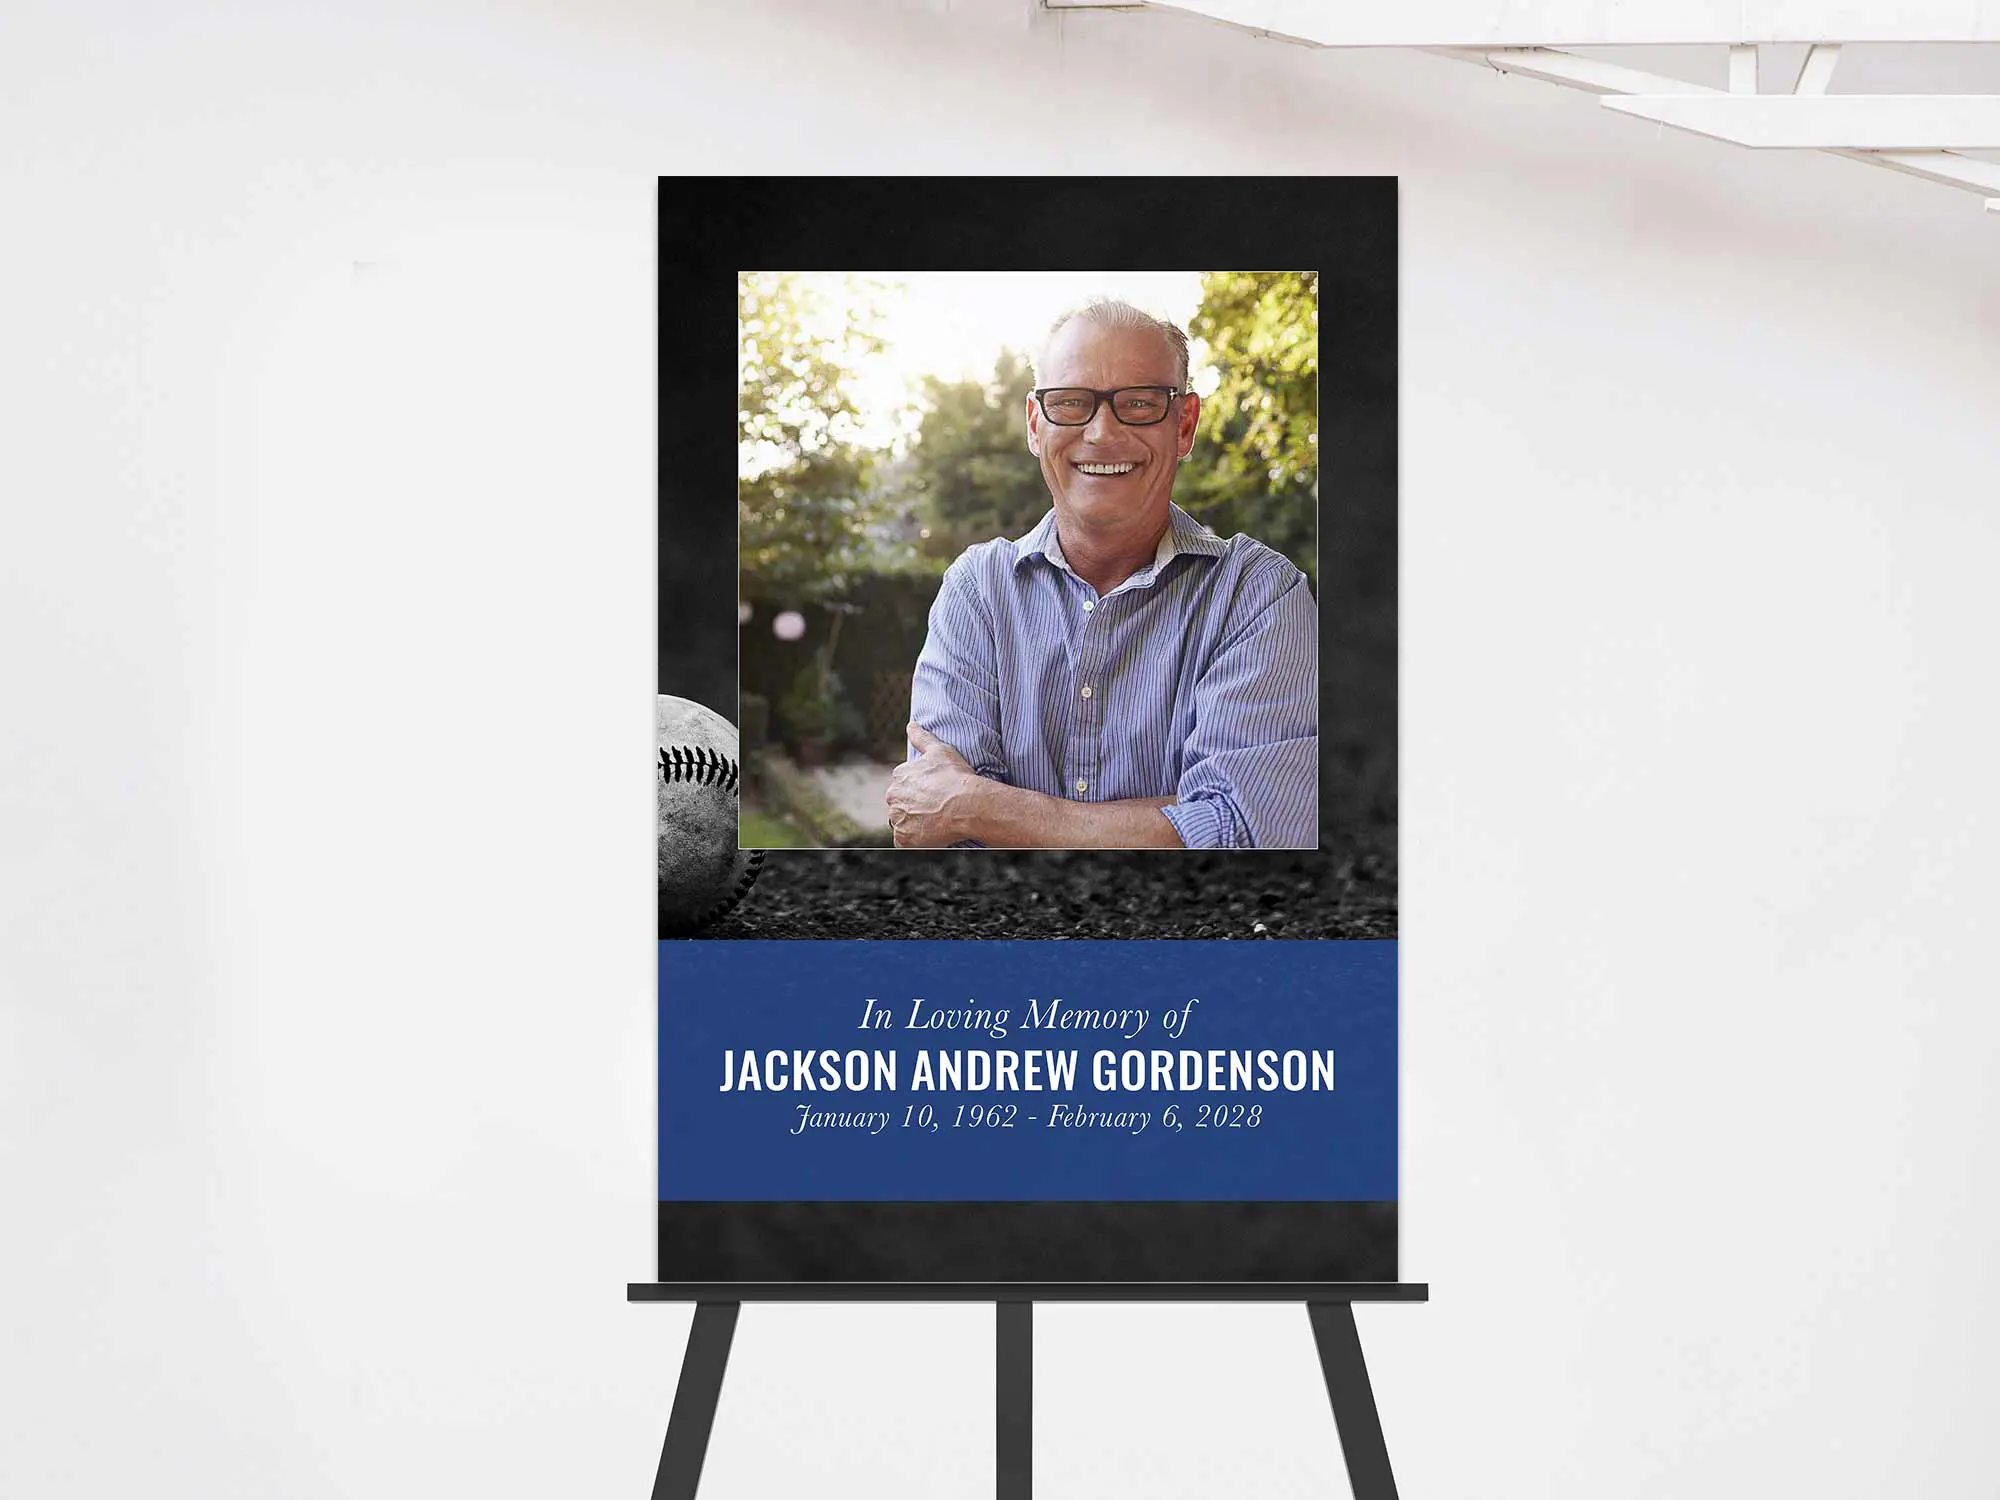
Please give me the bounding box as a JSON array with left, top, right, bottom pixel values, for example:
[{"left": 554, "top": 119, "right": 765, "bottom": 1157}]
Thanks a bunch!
[
  {"left": 886, "top": 721, "right": 1185, "bottom": 849},
  {"left": 885, "top": 722, "right": 981, "bottom": 848}
]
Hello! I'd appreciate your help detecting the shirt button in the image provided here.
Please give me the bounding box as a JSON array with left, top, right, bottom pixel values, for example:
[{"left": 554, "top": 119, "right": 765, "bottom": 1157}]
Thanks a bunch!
[
  {"left": 1075, "top": 779, "right": 1088, "bottom": 795},
  {"left": 1079, "top": 686, "right": 1092, "bottom": 700},
  {"left": 1081, "top": 600, "right": 1095, "bottom": 613}
]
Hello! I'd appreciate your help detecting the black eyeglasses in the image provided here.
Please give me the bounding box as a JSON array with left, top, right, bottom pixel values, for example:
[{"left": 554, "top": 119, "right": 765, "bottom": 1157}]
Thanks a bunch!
[{"left": 1031, "top": 386, "right": 1185, "bottom": 427}]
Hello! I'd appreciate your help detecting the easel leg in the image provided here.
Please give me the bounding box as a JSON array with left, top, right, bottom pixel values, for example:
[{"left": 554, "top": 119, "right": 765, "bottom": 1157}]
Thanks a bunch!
[
  {"left": 652, "top": 1301, "right": 739, "bottom": 1500},
  {"left": 1308, "top": 1301, "right": 1398, "bottom": 1500},
  {"left": 996, "top": 1300, "right": 1032, "bottom": 1500}
]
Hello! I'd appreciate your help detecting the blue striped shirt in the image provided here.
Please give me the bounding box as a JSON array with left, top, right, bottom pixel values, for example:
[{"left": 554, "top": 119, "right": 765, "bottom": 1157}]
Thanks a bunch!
[{"left": 910, "top": 503, "right": 1317, "bottom": 849}]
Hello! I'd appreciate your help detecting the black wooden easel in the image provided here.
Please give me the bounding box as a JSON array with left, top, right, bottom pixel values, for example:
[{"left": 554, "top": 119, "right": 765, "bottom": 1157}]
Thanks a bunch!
[{"left": 630, "top": 1284, "right": 1427, "bottom": 1498}]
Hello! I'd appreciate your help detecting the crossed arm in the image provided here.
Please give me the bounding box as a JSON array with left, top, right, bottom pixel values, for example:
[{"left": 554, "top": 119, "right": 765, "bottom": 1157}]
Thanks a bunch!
[{"left": 886, "top": 724, "right": 1182, "bottom": 849}]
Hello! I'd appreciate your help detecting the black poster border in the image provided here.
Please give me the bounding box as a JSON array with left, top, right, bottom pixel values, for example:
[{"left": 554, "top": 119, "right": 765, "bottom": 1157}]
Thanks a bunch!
[{"left": 656, "top": 176, "right": 1399, "bottom": 1295}]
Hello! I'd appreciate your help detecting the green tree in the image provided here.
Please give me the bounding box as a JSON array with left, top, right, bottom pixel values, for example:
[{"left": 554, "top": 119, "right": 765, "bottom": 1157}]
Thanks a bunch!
[
  {"left": 738, "top": 273, "right": 883, "bottom": 601},
  {"left": 1184, "top": 270, "right": 1318, "bottom": 586},
  {"left": 904, "top": 349, "right": 1047, "bottom": 559}
]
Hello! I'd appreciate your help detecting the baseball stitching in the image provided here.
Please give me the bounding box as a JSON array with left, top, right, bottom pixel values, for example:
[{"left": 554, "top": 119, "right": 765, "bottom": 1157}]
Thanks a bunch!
[
  {"left": 659, "top": 742, "right": 762, "bottom": 928},
  {"left": 692, "top": 847, "right": 764, "bottom": 930},
  {"left": 658, "top": 744, "right": 742, "bottom": 793}
]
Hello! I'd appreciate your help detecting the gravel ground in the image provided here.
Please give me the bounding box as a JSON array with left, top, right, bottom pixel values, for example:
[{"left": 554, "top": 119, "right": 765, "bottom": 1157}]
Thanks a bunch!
[
  {"left": 691, "top": 734, "right": 1398, "bottom": 941},
  {"left": 698, "top": 828, "right": 1395, "bottom": 941}
]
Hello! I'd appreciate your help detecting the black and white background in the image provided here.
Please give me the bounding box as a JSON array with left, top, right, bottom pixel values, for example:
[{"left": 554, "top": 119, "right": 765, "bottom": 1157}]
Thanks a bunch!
[{"left": 663, "top": 178, "right": 1397, "bottom": 941}]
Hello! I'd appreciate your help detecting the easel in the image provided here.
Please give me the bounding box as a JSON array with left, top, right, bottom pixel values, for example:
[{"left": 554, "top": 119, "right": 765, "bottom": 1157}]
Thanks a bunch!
[{"left": 629, "top": 1283, "right": 1428, "bottom": 1498}]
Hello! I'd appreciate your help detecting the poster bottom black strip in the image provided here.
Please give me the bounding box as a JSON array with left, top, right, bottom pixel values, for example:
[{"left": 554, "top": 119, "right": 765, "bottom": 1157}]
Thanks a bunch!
[{"left": 658, "top": 1201, "right": 1396, "bottom": 1284}]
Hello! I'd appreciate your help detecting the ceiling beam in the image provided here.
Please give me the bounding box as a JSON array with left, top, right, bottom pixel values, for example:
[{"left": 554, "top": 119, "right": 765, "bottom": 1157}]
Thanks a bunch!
[
  {"left": 1854, "top": 149, "right": 2000, "bottom": 195},
  {"left": 1442, "top": 48, "right": 1712, "bottom": 96},
  {"left": 1040, "top": 5, "right": 2000, "bottom": 208},
  {"left": 1435, "top": 45, "right": 2000, "bottom": 196},
  {"left": 1729, "top": 45, "right": 1760, "bottom": 94},
  {"left": 1603, "top": 96, "right": 2000, "bottom": 150},
  {"left": 1045, "top": 0, "right": 2000, "bottom": 47},
  {"left": 1793, "top": 43, "right": 1843, "bottom": 95}
]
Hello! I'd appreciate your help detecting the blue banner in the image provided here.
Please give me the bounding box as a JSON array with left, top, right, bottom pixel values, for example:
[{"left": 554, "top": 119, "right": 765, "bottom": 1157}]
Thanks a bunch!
[{"left": 660, "top": 939, "right": 1395, "bottom": 1202}]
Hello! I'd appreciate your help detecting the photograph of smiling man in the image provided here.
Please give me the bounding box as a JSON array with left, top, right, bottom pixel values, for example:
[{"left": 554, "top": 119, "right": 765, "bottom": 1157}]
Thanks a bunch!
[
  {"left": 736, "top": 271, "right": 1322, "bottom": 858},
  {"left": 889, "top": 296, "right": 1317, "bottom": 851}
]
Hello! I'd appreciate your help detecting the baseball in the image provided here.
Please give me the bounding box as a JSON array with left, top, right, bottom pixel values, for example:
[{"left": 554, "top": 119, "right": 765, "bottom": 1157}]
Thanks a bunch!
[{"left": 657, "top": 695, "right": 763, "bottom": 932}]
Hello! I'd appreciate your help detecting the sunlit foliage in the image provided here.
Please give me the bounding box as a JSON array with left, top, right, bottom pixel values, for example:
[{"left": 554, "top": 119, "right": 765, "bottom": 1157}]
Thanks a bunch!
[{"left": 738, "top": 273, "right": 886, "bottom": 600}]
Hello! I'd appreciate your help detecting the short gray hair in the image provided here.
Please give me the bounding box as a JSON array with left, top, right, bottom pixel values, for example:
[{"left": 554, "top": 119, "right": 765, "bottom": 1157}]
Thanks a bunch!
[{"left": 1034, "top": 298, "right": 1191, "bottom": 390}]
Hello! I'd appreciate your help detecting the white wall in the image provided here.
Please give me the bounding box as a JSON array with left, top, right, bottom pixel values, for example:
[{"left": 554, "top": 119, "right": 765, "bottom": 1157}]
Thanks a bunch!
[{"left": 3, "top": 3, "right": 1997, "bottom": 1496}]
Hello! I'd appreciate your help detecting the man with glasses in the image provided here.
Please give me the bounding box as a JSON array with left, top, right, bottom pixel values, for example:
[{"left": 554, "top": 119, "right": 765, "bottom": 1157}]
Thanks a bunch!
[{"left": 886, "top": 299, "right": 1317, "bottom": 849}]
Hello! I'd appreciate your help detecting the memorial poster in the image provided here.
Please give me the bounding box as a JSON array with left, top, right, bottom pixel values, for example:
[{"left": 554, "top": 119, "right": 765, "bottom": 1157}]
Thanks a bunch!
[{"left": 657, "top": 177, "right": 1396, "bottom": 1287}]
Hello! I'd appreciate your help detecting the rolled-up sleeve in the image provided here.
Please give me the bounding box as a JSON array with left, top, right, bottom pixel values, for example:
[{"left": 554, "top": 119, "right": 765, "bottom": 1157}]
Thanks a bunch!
[
  {"left": 910, "top": 559, "right": 1008, "bottom": 779},
  {"left": 1160, "top": 567, "right": 1318, "bottom": 850}
]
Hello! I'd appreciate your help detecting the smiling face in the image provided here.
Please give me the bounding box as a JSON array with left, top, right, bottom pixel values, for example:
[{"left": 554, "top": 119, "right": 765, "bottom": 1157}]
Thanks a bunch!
[{"left": 1026, "top": 317, "right": 1200, "bottom": 556}]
